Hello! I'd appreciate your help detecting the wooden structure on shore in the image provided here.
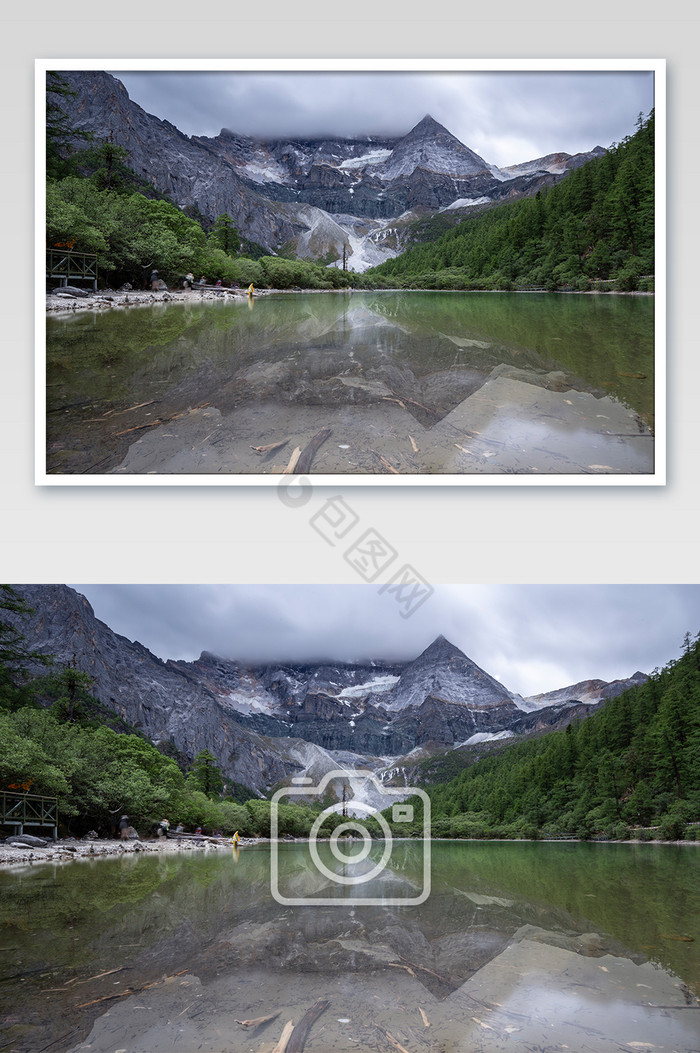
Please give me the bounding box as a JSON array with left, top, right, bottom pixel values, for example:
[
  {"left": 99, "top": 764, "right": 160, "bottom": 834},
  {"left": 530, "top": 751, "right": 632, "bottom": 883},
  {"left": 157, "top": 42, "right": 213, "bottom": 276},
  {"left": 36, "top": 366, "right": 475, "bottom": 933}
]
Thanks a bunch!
[
  {"left": 46, "top": 248, "right": 98, "bottom": 291},
  {"left": 0, "top": 791, "right": 58, "bottom": 839}
]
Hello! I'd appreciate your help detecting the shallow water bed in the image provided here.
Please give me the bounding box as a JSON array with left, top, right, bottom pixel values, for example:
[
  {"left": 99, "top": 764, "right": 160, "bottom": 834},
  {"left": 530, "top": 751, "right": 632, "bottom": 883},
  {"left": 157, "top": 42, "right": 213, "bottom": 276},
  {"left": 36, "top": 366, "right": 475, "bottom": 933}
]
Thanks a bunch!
[
  {"left": 45, "top": 291, "right": 655, "bottom": 477},
  {"left": 1, "top": 842, "right": 697, "bottom": 1052}
]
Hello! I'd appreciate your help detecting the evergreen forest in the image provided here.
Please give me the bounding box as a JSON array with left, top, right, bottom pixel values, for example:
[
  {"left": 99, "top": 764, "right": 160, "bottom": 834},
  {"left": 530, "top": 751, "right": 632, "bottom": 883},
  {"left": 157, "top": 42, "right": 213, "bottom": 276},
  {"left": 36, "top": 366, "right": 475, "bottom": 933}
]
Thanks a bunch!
[
  {"left": 368, "top": 111, "right": 655, "bottom": 292},
  {"left": 409, "top": 631, "right": 700, "bottom": 842}
]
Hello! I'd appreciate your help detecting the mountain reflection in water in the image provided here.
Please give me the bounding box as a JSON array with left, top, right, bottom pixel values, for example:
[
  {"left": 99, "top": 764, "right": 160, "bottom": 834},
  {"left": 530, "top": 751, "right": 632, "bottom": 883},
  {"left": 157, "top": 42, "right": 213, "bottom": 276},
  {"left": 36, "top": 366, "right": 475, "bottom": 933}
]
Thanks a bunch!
[
  {"left": 45, "top": 291, "right": 655, "bottom": 476},
  {"left": 1, "top": 841, "right": 697, "bottom": 1052}
]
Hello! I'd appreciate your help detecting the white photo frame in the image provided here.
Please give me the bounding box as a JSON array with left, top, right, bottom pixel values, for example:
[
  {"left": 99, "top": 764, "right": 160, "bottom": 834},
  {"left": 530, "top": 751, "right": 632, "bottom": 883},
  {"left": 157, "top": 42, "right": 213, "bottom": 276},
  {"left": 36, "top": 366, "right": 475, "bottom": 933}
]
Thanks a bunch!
[{"left": 36, "top": 58, "right": 666, "bottom": 487}]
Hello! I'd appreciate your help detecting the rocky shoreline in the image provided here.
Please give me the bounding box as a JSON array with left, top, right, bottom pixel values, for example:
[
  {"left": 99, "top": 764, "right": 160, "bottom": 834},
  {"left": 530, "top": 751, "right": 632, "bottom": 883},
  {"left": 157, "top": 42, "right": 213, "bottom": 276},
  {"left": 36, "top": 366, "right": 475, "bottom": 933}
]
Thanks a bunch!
[
  {"left": 45, "top": 285, "right": 259, "bottom": 314},
  {"left": 0, "top": 833, "right": 262, "bottom": 867}
]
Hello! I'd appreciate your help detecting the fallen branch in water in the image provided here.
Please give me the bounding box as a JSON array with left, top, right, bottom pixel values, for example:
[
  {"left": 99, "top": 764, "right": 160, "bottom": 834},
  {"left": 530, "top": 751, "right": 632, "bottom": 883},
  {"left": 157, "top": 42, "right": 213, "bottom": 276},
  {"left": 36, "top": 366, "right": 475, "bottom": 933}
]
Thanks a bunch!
[
  {"left": 74, "top": 989, "right": 133, "bottom": 1009},
  {"left": 642, "top": 1004, "right": 700, "bottom": 1010},
  {"left": 236, "top": 1011, "right": 281, "bottom": 1029},
  {"left": 398, "top": 955, "right": 457, "bottom": 990},
  {"left": 389, "top": 391, "right": 439, "bottom": 421},
  {"left": 74, "top": 969, "right": 188, "bottom": 1009},
  {"left": 294, "top": 429, "right": 331, "bottom": 474},
  {"left": 36, "top": 1026, "right": 81, "bottom": 1052},
  {"left": 269, "top": 1019, "right": 294, "bottom": 1053},
  {"left": 113, "top": 403, "right": 210, "bottom": 436},
  {"left": 251, "top": 440, "right": 289, "bottom": 455},
  {"left": 85, "top": 400, "right": 159, "bottom": 421},
  {"left": 287, "top": 998, "right": 330, "bottom": 1052},
  {"left": 376, "top": 1025, "right": 411, "bottom": 1053},
  {"left": 41, "top": 966, "right": 127, "bottom": 989},
  {"left": 371, "top": 450, "right": 400, "bottom": 474},
  {"left": 282, "top": 446, "right": 302, "bottom": 474},
  {"left": 79, "top": 454, "right": 116, "bottom": 474}
]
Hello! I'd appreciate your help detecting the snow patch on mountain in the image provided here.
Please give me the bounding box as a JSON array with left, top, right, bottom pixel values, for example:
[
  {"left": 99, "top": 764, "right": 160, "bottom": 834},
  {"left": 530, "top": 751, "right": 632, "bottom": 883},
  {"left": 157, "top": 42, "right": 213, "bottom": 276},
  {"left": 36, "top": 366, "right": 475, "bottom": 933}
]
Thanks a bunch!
[
  {"left": 500, "top": 153, "right": 571, "bottom": 179},
  {"left": 326, "top": 215, "right": 403, "bottom": 273},
  {"left": 339, "top": 675, "right": 400, "bottom": 699},
  {"left": 239, "top": 156, "right": 289, "bottom": 184},
  {"left": 220, "top": 684, "right": 281, "bottom": 716},
  {"left": 440, "top": 196, "right": 491, "bottom": 212},
  {"left": 487, "top": 164, "right": 511, "bottom": 182},
  {"left": 522, "top": 674, "right": 647, "bottom": 711},
  {"left": 455, "top": 730, "right": 515, "bottom": 747},
  {"left": 344, "top": 229, "right": 393, "bottom": 272},
  {"left": 294, "top": 205, "right": 349, "bottom": 259},
  {"left": 338, "top": 148, "right": 393, "bottom": 171}
]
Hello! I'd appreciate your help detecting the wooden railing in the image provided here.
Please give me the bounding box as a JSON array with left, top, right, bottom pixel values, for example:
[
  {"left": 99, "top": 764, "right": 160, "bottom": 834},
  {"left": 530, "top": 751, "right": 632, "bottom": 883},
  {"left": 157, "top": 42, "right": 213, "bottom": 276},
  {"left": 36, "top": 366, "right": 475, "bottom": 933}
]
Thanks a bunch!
[
  {"left": 0, "top": 791, "right": 58, "bottom": 839},
  {"left": 46, "top": 249, "right": 98, "bottom": 290}
]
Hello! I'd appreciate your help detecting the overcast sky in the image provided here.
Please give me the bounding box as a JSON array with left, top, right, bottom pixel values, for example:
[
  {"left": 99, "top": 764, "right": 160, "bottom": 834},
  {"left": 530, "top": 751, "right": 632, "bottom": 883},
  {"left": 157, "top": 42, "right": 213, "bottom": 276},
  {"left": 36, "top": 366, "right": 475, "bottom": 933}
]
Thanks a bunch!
[
  {"left": 71, "top": 585, "right": 696, "bottom": 698},
  {"left": 109, "top": 68, "right": 655, "bottom": 167}
]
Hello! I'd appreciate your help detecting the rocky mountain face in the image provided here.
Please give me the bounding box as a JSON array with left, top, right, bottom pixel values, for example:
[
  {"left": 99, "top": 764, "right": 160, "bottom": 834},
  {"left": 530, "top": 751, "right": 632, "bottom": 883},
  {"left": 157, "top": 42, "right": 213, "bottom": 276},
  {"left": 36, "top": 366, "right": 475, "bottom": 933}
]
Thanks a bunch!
[
  {"left": 53, "top": 72, "right": 606, "bottom": 269},
  {"left": 8, "top": 586, "right": 646, "bottom": 794},
  {"left": 522, "top": 673, "right": 648, "bottom": 711},
  {"left": 55, "top": 72, "right": 308, "bottom": 252}
]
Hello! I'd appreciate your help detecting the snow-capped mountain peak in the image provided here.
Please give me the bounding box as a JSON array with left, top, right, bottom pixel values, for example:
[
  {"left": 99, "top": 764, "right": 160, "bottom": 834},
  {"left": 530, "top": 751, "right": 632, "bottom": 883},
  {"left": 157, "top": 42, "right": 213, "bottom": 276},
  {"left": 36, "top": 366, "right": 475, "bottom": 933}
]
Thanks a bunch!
[{"left": 381, "top": 115, "right": 491, "bottom": 181}]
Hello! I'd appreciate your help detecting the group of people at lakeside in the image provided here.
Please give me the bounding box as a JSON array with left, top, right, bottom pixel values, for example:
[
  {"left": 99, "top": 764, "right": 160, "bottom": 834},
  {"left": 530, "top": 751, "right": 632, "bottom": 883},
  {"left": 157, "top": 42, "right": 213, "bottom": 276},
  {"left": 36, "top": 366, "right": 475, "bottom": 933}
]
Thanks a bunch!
[
  {"left": 118, "top": 815, "right": 240, "bottom": 844},
  {"left": 151, "top": 268, "right": 254, "bottom": 296}
]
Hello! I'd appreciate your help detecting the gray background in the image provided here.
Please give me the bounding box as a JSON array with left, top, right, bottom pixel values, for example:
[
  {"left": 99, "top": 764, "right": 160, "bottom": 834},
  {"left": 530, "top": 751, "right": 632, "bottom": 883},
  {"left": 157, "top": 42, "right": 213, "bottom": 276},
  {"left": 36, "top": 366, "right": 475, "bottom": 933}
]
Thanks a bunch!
[{"left": 2, "top": 2, "right": 695, "bottom": 587}]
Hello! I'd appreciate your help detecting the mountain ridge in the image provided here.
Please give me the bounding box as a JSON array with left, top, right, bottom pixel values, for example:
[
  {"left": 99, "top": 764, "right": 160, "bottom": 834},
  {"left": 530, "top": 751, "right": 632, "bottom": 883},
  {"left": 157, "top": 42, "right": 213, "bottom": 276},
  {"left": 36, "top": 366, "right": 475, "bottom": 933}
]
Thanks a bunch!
[
  {"left": 52, "top": 71, "right": 606, "bottom": 270},
  {"left": 7, "top": 586, "right": 647, "bottom": 794}
]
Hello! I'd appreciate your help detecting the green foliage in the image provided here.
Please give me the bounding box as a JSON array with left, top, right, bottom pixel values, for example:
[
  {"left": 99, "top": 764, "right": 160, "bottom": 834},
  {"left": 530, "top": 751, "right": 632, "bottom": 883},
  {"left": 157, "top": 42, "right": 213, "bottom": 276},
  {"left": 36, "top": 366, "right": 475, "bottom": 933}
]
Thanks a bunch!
[
  {"left": 186, "top": 750, "right": 224, "bottom": 797},
  {"left": 659, "top": 811, "right": 687, "bottom": 841},
  {"left": 41, "top": 665, "right": 95, "bottom": 723},
  {"left": 0, "top": 709, "right": 71, "bottom": 798},
  {"left": 258, "top": 255, "right": 353, "bottom": 291},
  {"left": 46, "top": 178, "right": 221, "bottom": 287},
  {"left": 45, "top": 175, "right": 361, "bottom": 290},
  {"left": 84, "top": 137, "right": 131, "bottom": 191},
  {"left": 369, "top": 112, "right": 655, "bottom": 291},
  {"left": 423, "top": 630, "right": 700, "bottom": 840},
  {"left": 209, "top": 213, "right": 240, "bottom": 255}
]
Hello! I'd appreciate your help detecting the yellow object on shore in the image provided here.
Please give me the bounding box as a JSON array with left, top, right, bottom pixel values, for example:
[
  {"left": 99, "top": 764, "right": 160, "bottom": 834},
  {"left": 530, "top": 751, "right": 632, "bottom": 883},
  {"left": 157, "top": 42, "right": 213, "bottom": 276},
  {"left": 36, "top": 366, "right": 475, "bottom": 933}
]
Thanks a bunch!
[
  {"left": 232, "top": 830, "right": 240, "bottom": 846},
  {"left": 247, "top": 284, "right": 254, "bottom": 298}
]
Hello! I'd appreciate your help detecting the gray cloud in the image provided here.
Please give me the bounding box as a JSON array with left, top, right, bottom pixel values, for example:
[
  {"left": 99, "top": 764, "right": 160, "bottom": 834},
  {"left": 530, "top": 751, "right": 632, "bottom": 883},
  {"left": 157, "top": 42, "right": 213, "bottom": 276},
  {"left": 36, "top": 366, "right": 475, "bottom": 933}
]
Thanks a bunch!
[
  {"left": 71, "top": 584, "right": 698, "bottom": 698},
  {"left": 110, "top": 68, "right": 654, "bottom": 167}
]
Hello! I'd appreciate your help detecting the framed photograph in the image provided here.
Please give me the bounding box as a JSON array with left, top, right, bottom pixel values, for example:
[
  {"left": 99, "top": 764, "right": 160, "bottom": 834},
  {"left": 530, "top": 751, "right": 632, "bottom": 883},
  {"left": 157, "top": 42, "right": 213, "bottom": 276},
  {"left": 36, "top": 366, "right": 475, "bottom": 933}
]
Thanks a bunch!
[{"left": 37, "top": 59, "right": 665, "bottom": 485}]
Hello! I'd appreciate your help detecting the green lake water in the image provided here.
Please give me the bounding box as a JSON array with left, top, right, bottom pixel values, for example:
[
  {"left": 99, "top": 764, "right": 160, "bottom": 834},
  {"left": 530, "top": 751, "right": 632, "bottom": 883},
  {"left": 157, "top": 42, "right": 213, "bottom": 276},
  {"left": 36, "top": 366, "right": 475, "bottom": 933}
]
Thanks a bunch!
[
  {"left": 1, "top": 841, "right": 697, "bottom": 1052},
  {"left": 45, "top": 291, "right": 655, "bottom": 476}
]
